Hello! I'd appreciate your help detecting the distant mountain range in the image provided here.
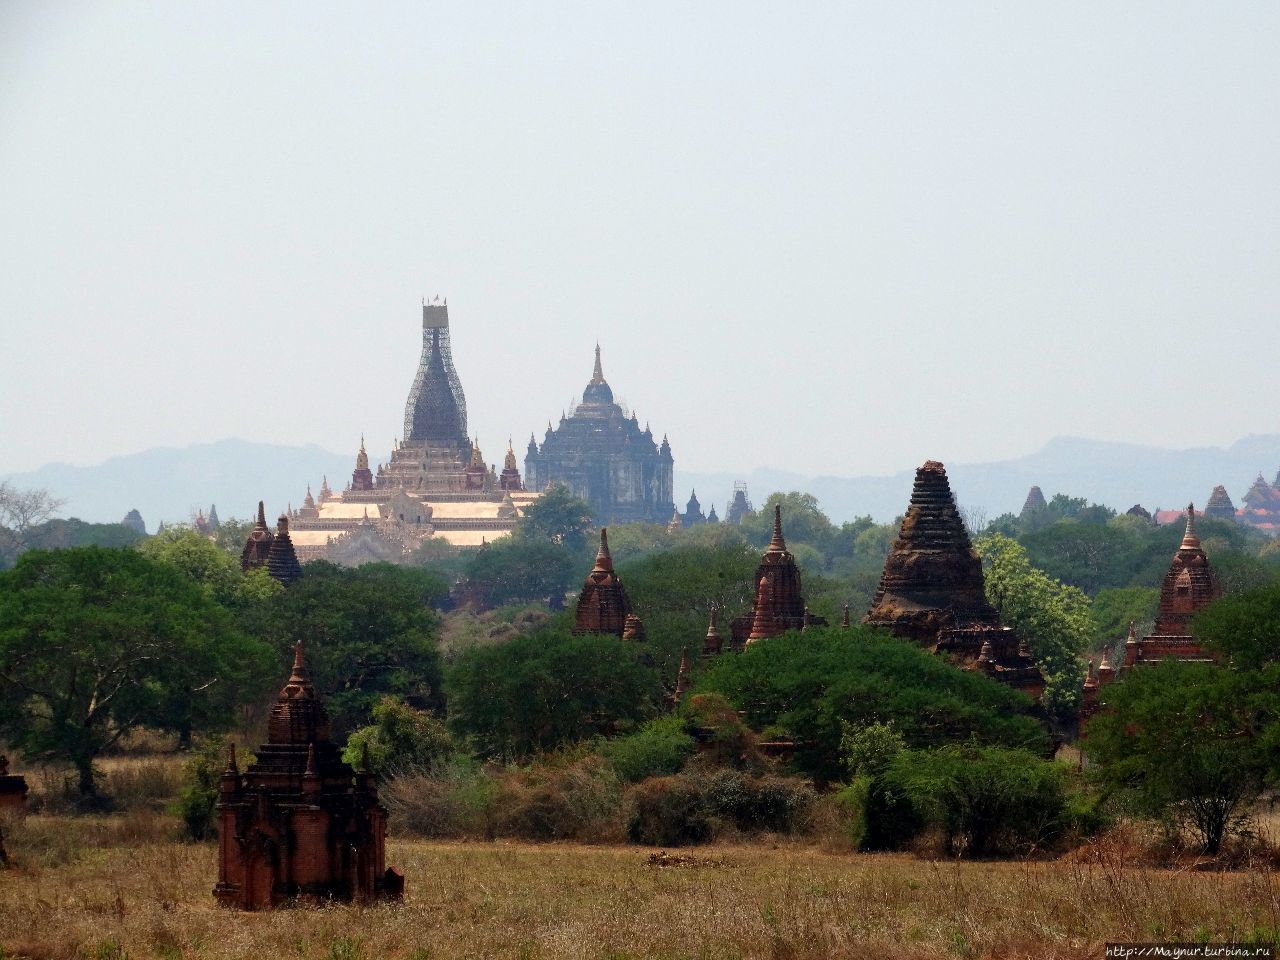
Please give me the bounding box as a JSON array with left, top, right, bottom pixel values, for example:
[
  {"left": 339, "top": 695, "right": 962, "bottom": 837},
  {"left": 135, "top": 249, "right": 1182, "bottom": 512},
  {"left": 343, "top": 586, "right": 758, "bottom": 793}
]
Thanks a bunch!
[{"left": 5, "top": 435, "right": 1280, "bottom": 531}]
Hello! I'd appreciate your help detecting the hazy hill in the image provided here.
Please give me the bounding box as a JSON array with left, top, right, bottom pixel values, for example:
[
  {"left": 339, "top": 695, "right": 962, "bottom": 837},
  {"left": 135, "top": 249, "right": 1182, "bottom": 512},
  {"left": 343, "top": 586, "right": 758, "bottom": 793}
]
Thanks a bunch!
[{"left": 5, "top": 435, "right": 1280, "bottom": 530}]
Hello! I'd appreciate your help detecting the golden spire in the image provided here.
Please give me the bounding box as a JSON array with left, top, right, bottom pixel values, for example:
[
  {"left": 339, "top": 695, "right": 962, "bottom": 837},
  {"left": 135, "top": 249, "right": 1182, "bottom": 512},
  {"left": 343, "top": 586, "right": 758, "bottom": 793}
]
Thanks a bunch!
[
  {"left": 469, "top": 438, "right": 485, "bottom": 469},
  {"left": 504, "top": 438, "right": 517, "bottom": 471},
  {"left": 1180, "top": 502, "right": 1201, "bottom": 550},
  {"left": 591, "top": 343, "right": 605, "bottom": 384}
]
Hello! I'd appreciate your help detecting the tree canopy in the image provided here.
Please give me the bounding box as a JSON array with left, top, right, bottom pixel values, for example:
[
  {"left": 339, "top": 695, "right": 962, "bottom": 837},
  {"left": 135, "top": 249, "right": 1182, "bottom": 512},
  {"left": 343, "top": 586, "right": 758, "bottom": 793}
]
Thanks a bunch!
[
  {"left": 696, "top": 627, "right": 1047, "bottom": 783},
  {"left": 0, "top": 547, "right": 273, "bottom": 796}
]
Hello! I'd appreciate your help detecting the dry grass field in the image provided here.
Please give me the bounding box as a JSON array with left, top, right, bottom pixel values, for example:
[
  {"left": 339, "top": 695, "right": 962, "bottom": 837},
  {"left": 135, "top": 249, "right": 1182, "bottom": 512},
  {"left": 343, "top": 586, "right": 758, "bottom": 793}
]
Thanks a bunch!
[{"left": 2, "top": 812, "right": 1278, "bottom": 960}]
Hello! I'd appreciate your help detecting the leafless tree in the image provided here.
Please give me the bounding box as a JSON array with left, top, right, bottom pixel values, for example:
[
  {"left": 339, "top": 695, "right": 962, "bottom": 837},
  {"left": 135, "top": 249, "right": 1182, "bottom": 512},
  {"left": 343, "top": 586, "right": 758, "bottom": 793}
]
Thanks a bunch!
[{"left": 0, "top": 481, "right": 65, "bottom": 559}]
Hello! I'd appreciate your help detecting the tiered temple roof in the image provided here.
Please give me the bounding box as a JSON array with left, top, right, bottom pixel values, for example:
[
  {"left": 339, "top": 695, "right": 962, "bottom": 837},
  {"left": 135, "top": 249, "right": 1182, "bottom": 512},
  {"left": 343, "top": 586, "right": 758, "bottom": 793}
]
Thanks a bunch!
[
  {"left": 1124, "top": 504, "right": 1220, "bottom": 667},
  {"left": 730, "top": 505, "right": 825, "bottom": 647},
  {"left": 265, "top": 515, "right": 302, "bottom": 586},
  {"left": 725, "top": 484, "right": 752, "bottom": 525},
  {"left": 1203, "top": 485, "right": 1237, "bottom": 521},
  {"left": 864, "top": 460, "right": 1043, "bottom": 696},
  {"left": 681, "top": 490, "right": 706, "bottom": 527},
  {"left": 572, "top": 528, "right": 635, "bottom": 637},
  {"left": 524, "top": 346, "right": 674, "bottom": 524},
  {"left": 1020, "top": 485, "right": 1047, "bottom": 519},
  {"left": 240, "top": 501, "right": 275, "bottom": 572},
  {"left": 214, "top": 642, "right": 402, "bottom": 909}
]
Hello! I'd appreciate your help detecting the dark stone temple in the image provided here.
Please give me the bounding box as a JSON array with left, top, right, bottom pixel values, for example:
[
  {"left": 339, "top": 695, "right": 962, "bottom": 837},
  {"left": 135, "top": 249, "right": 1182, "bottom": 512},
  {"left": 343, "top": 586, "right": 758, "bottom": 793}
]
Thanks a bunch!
[
  {"left": 266, "top": 515, "right": 302, "bottom": 586},
  {"left": 524, "top": 346, "right": 674, "bottom": 524},
  {"left": 214, "top": 642, "right": 402, "bottom": 910},
  {"left": 725, "top": 483, "right": 752, "bottom": 525},
  {"left": 1203, "top": 484, "right": 1237, "bottom": 521},
  {"left": 572, "top": 528, "right": 638, "bottom": 637},
  {"left": 681, "top": 490, "right": 707, "bottom": 527},
  {"left": 729, "top": 505, "right": 825, "bottom": 648},
  {"left": 864, "top": 461, "right": 1043, "bottom": 697},
  {"left": 120, "top": 509, "right": 146, "bottom": 536},
  {"left": 1123, "top": 504, "right": 1220, "bottom": 668}
]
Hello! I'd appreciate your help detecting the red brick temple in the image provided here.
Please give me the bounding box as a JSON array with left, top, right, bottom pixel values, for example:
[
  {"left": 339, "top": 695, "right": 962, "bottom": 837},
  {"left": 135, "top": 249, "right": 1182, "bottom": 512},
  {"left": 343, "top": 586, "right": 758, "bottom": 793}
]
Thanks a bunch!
[
  {"left": 864, "top": 460, "right": 1043, "bottom": 697},
  {"left": 572, "top": 528, "right": 638, "bottom": 637},
  {"left": 214, "top": 641, "right": 402, "bottom": 910},
  {"left": 1123, "top": 504, "right": 1220, "bottom": 668},
  {"left": 729, "top": 505, "right": 825, "bottom": 648}
]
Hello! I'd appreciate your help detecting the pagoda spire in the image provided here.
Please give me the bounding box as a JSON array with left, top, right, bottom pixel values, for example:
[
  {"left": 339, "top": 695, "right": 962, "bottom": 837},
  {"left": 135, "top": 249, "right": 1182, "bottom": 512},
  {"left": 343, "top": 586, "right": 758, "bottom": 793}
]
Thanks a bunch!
[
  {"left": 702, "top": 605, "right": 723, "bottom": 657},
  {"left": 746, "top": 576, "right": 779, "bottom": 644},
  {"left": 593, "top": 527, "right": 614, "bottom": 573},
  {"left": 767, "top": 504, "right": 787, "bottom": 554},
  {"left": 591, "top": 343, "right": 605, "bottom": 384},
  {"left": 1180, "top": 502, "right": 1200, "bottom": 550}
]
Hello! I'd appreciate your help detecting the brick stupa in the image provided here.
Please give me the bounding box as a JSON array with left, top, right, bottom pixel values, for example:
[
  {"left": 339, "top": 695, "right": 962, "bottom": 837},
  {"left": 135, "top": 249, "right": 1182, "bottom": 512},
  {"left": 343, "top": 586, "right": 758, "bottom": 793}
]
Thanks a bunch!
[
  {"left": 864, "top": 460, "right": 1043, "bottom": 696},
  {"left": 1124, "top": 504, "right": 1220, "bottom": 667},
  {"left": 266, "top": 515, "right": 302, "bottom": 586},
  {"left": 240, "top": 501, "right": 275, "bottom": 572},
  {"left": 1203, "top": 485, "right": 1237, "bottom": 521},
  {"left": 573, "top": 528, "right": 636, "bottom": 637},
  {"left": 729, "top": 505, "right": 826, "bottom": 648},
  {"left": 214, "top": 641, "right": 402, "bottom": 910}
]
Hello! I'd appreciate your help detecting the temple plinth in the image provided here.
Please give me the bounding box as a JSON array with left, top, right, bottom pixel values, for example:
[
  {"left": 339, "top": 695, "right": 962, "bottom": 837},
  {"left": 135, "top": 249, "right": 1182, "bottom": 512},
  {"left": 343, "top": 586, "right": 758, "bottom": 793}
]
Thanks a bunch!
[
  {"left": 214, "top": 642, "right": 402, "bottom": 910},
  {"left": 864, "top": 460, "right": 1043, "bottom": 697}
]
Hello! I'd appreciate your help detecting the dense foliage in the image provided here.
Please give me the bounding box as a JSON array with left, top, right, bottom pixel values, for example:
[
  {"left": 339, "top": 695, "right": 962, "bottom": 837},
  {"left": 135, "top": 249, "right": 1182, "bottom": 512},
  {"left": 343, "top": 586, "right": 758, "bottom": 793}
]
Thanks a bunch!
[
  {"left": 445, "top": 626, "right": 662, "bottom": 758},
  {"left": 696, "top": 627, "right": 1047, "bottom": 783},
  {"left": 0, "top": 547, "right": 273, "bottom": 796}
]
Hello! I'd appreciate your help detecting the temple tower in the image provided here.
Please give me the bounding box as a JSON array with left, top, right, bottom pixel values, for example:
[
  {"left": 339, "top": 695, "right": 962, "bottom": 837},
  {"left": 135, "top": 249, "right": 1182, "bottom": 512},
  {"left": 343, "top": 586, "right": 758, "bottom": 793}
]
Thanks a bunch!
[
  {"left": 240, "top": 501, "right": 275, "bottom": 572},
  {"left": 500, "top": 441, "right": 523, "bottom": 491},
  {"left": 572, "top": 528, "right": 633, "bottom": 637},
  {"left": 351, "top": 438, "right": 375, "bottom": 491},
  {"left": 214, "top": 642, "right": 402, "bottom": 910},
  {"left": 266, "top": 515, "right": 302, "bottom": 586},
  {"left": 1203, "top": 485, "right": 1237, "bottom": 521},
  {"left": 1124, "top": 505, "right": 1221, "bottom": 667},
  {"left": 864, "top": 460, "right": 1043, "bottom": 696},
  {"left": 729, "top": 505, "right": 825, "bottom": 647},
  {"left": 404, "top": 299, "right": 468, "bottom": 446}
]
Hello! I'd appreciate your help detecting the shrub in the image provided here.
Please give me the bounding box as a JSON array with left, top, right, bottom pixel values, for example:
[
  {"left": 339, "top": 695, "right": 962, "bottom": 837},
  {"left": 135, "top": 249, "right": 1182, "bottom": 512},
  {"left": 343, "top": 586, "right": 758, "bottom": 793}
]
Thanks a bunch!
[
  {"left": 680, "top": 693, "right": 762, "bottom": 771},
  {"left": 699, "top": 768, "right": 815, "bottom": 834},
  {"left": 174, "top": 737, "right": 252, "bottom": 841},
  {"left": 343, "top": 697, "right": 453, "bottom": 777},
  {"left": 382, "top": 759, "right": 498, "bottom": 839},
  {"left": 603, "top": 715, "right": 696, "bottom": 783},
  {"left": 625, "top": 776, "right": 711, "bottom": 846},
  {"left": 869, "top": 744, "right": 1068, "bottom": 857},
  {"left": 494, "top": 753, "right": 623, "bottom": 842}
]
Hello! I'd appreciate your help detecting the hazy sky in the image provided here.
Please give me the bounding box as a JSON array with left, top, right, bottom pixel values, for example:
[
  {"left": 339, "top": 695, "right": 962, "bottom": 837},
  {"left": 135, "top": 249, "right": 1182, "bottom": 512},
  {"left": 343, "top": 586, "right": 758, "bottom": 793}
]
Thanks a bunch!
[{"left": 2, "top": 2, "right": 1277, "bottom": 478}]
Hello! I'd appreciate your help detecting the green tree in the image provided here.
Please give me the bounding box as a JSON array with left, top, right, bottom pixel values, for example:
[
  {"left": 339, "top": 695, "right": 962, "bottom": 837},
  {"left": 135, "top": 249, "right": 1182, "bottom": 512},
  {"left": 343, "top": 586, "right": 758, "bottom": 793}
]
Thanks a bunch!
[
  {"left": 1193, "top": 580, "right": 1280, "bottom": 670},
  {"left": 1089, "top": 586, "right": 1158, "bottom": 649},
  {"left": 977, "top": 533, "right": 1090, "bottom": 720},
  {"left": 1084, "top": 661, "right": 1277, "bottom": 854},
  {"left": 139, "top": 527, "right": 281, "bottom": 607},
  {"left": 461, "top": 536, "right": 577, "bottom": 609},
  {"left": 738, "top": 492, "right": 836, "bottom": 556},
  {"left": 697, "top": 627, "right": 1047, "bottom": 783},
  {"left": 445, "top": 626, "right": 661, "bottom": 758},
  {"left": 515, "top": 484, "right": 595, "bottom": 555},
  {"left": 343, "top": 696, "right": 454, "bottom": 776},
  {"left": 238, "top": 561, "right": 446, "bottom": 735},
  {"left": 619, "top": 542, "right": 760, "bottom": 679},
  {"left": 0, "top": 547, "right": 273, "bottom": 797},
  {"left": 869, "top": 744, "right": 1068, "bottom": 856}
]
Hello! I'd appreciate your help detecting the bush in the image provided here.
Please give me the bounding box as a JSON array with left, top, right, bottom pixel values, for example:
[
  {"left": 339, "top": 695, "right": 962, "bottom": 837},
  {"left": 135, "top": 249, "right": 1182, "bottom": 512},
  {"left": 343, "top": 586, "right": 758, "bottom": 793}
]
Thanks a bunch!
[
  {"left": 603, "top": 715, "right": 696, "bottom": 783},
  {"left": 700, "top": 768, "right": 815, "bottom": 834},
  {"left": 868, "top": 744, "right": 1068, "bottom": 857},
  {"left": 343, "top": 697, "right": 453, "bottom": 777},
  {"left": 173, "top": 737, "right": 252, "bottom": 841},
  {"left": 382, "top": 758, "right": 499, "bottom": 839},
  {"left": 624, "top": 769, "right": 816, "bottom": 846},
  {"left": 625, "top": 776, "right": 711, "bottom": 846},
  {"left": 494, "top": 753, "right": 623, "bottom": 842}
]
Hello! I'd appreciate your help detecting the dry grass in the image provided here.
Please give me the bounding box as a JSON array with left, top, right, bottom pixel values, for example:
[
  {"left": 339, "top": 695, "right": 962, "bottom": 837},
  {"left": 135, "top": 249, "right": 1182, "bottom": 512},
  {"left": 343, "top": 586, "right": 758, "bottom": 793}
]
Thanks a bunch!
[{"left": 2, "top": 814, "right": 1278, "bottom": 960}]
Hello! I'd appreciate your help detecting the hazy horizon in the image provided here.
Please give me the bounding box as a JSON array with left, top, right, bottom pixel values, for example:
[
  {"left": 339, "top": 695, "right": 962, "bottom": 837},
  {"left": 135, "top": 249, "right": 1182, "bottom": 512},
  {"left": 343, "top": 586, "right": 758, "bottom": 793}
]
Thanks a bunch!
[{"left": 3, "top": 3, "right": 1278, "bottom": 477}]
